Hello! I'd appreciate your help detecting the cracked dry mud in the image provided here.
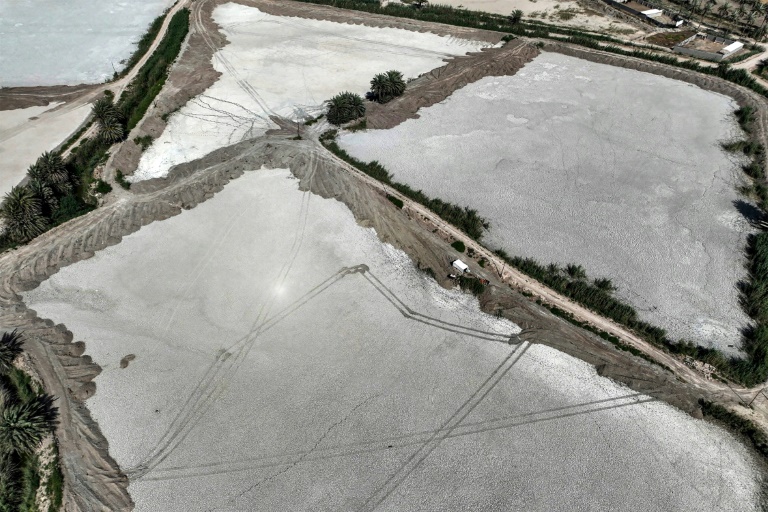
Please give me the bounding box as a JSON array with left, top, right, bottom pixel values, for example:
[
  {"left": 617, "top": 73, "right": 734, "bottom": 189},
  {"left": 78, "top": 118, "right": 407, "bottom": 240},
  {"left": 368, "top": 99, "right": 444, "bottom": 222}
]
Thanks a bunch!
[{"left": 5, "top": 0, "right": 768, "bottom": 509}]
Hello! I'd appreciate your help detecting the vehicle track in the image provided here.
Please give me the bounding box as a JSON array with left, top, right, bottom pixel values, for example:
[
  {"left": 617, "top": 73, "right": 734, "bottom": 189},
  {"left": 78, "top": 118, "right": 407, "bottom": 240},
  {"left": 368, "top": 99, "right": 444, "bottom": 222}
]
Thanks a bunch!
[
  {"left": 358, "top": 342, "right": 531, "bottom": 511},
  {"left": 139, "top": 391, "right": 655, "bottom": 482}
]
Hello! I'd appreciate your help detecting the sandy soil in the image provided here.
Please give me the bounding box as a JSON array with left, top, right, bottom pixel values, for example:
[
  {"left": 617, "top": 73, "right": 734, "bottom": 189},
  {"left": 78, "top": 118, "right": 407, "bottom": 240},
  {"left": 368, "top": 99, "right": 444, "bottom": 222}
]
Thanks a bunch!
[
  {"left": 131, "top": 2, "right": 493, "bottom": 182},
  {"left": 23, "top": 166, "right": 763, "bottom": 511},
  {"left": 434, "top": 0, "right": 643, "bottom": 34},
  {"left": 0, "top": 102, "right": 91, "bottom": 196},
  {"left": 340, "top": 52, "right": 752, "bottom": 353},
  {"left": 0, "top": 0, "right": 174, "bottom": 87},
  {"left": 0, "top": 83, "right": 98, "bottom": 111}
]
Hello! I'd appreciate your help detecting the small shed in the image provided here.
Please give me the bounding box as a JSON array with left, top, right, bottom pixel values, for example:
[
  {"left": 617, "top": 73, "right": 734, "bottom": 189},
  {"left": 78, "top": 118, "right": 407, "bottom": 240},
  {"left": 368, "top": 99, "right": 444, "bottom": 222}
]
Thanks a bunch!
[
  {"left": 452, "top": 259, "right": 470, "bottom": 273},
  {"left": 720, "top": 41, "right": 744, "bottom": 55},
  {"left": 641, "top": 8, "right": 663, "bottom": 17}
]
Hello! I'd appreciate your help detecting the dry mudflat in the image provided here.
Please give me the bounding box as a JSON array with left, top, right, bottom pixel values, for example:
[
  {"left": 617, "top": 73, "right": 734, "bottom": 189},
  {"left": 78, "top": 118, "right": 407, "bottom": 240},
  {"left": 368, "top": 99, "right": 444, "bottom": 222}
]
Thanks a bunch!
[
  {"left": 0, "top": 102, "right": 90, "bottom": 196},
  {"left": 340, "top": 51, "right": 752, "bottom": 354},
  {"left": 133, "top": 3, "right": 491, "bottom": 182},
  {"left": 23, "top": 167, "right": 762, "bottom": 511}
]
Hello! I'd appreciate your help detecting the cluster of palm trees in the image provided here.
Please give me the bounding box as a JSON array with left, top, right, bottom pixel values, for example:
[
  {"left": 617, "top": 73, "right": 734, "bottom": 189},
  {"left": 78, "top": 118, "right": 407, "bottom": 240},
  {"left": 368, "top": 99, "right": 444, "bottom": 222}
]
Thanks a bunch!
[
  {"left": 681, "top": 0, "right": 768, "bottom": 38},
  {"left": 327, "top": 92, "right": 367, "bottom": 125},
  {"left": 0, "top": 331, "right": 59, "bottom": 508},
  {"left": 0, "top": 93, "right": 127, "bottom": 246},
  {"left": 326, "top": 70, "right": 408, "bottom": 126},
  {"left": 369, "top": 70, "right": 407, "bottom": 104},
  {"left": 0, "top": 152, "right": 76, "bottom": 244},
  {"left": 92, "top": 95, "right": 125, "bottom": 143}
]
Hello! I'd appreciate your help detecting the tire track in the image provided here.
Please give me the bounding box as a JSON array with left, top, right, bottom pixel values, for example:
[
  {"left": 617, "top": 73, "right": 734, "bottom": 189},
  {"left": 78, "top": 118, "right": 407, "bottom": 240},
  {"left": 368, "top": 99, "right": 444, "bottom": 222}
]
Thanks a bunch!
[
  {"left": 127, "top": 164, "right": 318, "bottom": 478},
  {"left": 139, "top": 391, "right": 656, "bottom": 482},
  {"left": 358, "top": 342, "right": 531, "bottom": 512}
]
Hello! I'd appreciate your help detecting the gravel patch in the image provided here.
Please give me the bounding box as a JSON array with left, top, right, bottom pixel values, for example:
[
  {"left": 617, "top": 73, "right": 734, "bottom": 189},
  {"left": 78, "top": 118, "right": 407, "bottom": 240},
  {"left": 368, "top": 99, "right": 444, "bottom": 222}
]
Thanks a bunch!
[{"left": 339, "top": 52, "right": 753, "bottom": 353}]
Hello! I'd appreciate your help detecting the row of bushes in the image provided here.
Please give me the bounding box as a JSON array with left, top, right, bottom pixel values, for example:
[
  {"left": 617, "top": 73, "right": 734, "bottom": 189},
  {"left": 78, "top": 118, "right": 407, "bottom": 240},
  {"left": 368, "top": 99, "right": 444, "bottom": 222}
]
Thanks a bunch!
[
  {"left": 0, "top": 153, "right": 94, "bottom": 248},
  {"left": 114, "top": 9, "right": 170, "bottom": 80},
  {"left": 1, "top": 8, "right": 191, "bottom": 251},
  {"left": 321, "top": 131, "right": 489, "bottom": 239},
  {"left": 118, "top": 8, "right": 190, "bottom": 131},
  {"left": 0, "top": 332, "right": 60, "bottom": 512},
  {"left": 565, "top": 36, "right": 768, "bottom": 99},
  {"left": 699, "top": 399, "right": 768, "bottom": 459}
]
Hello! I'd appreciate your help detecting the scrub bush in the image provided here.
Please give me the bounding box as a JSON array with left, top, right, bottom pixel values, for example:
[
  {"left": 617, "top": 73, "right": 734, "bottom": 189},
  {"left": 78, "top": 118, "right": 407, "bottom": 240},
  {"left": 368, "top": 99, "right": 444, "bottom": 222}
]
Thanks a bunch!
[
  {"left": 321, "top": 133, "right": 488, "bottom": 239},
  {"left": 387, "top": 195, "right": 404, "bottom": 208},
  {"left": 370, "top": 70, "right": 406, "bottom": 104},
  {"left": 451, "top": 240, "right": 466, "bottom": 253},
  {"left": 326, "top": 92, "right": 366, "bottom": 125}
]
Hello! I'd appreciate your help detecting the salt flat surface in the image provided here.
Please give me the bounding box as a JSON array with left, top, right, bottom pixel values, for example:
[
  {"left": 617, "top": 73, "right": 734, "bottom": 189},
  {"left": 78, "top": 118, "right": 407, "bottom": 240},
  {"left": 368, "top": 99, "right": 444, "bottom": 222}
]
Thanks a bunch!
[
  {"left": 24, "top": 168, "right": 761, "bottom": 511},
  {"left": 0, "top": 0, "right": 173, "bottom": 86},
  {"left": 0, "top": 103, "right": 90, "bottom": 197},
  {"left": 340, "top": 52, "right": 752, "bottom": 353},
  {"left": 133, "top": 3, "right": 488, "bottom": 182}
]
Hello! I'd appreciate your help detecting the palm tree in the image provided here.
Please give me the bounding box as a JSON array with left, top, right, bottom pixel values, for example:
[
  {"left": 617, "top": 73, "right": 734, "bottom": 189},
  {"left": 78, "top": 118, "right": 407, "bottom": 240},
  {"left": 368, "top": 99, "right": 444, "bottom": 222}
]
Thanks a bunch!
[
  {"left": 546, "top": 263, "right": 560, "bottom": 275},
  {"left": 0, "top": 331, "right": 23, "bottom": 374},
  {"left": 0, "top": 186, "right": 48, "bottom": 243},
  {"left": 28, "top": 152, "right": 72, "bottom": 196},
  {"left": 508, "top": 9, "right": 524, "bottom": 24},
  {"left": 386, "top": 70, "right": 406, "bottom": 96},
  {"left": 565, "top": 263, "right": 587, "bottom": 280},
  {"left": 92, "top": 96, "right": 125, "bottom": 143},
  {"left": 594, "top": 277, "right": 617, "bottom": 292},
  {"left": 326, "top": 92, "right": 366, "bottom": 125},
  {"left": 28, "top": 179, "right": 58, "bottom": 217},
  {"left": 370, "top": 73, "right": 392, "bottom": 104},
  {"left": 370, "top": 70, "right": 407, "bottom": 104},
  {"left": 0, "top": 393, "right": 58, "bottom": 455}
]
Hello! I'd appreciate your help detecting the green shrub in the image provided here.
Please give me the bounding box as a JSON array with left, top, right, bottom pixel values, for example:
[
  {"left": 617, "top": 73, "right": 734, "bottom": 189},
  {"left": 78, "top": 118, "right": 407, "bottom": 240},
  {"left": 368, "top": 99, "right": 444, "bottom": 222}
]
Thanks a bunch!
[
  {"left": 52, "top": 196, "right": 94, "bottom": 226},
  {"left": 458, "top": 275, "right": 485, "bottom": 296},
  {"left": 326, "top": 92, "right": 366, "bottom": 125},
  {"left": 451, "top": 240, "right": 466, "bottom": 253},
  {"left": 133, "top": 135, "right": 154, "bottom": 151},
  {"left": 115, "top": 171, "right": 131, "bottom": 191},
  {"left": 387, "top": 195, "right": 404, "bottom": 208},
  {"left": 95, "top": 180, "right": 113, "bottom": 195}
]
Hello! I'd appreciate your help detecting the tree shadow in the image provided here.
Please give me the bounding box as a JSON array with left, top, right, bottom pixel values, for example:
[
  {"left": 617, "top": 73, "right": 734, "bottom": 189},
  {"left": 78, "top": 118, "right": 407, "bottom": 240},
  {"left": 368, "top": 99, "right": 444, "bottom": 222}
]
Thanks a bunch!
[{"left": 733, "top": 199, "right": 766, "bottom": 228}]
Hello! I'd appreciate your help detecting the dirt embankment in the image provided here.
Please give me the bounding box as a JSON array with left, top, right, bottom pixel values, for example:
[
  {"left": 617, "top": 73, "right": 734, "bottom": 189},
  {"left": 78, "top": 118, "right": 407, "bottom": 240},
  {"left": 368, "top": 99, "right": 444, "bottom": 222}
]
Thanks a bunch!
[
  {"left": 110, "top": 0, "right": 226, "bottom": 178},
  {"left": 0, "top": 84, "right": 99, "bottom": 111},
  {"left": 364, "top": 39, "right": 539, "bottom": 129},
  {"left": 112, "top": 0, "right": 506, "bottom": 178}
]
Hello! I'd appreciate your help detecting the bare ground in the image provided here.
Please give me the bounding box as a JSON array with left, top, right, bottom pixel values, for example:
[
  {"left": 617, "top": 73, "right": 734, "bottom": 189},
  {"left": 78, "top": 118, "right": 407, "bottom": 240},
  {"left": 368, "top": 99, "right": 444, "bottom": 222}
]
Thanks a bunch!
[{"left": 0, "top": 84, "right": 99, "bottom": 111}]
